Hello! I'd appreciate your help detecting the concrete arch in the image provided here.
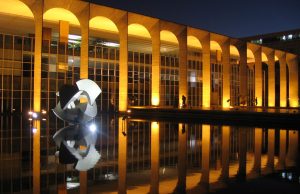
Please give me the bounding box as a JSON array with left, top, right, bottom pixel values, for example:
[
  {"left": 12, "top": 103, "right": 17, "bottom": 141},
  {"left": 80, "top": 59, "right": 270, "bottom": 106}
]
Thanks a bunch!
[
  {"left": 230, "top": 45, "right": 240, "bottom": 59},
  {"left": 128, "top": 23, "right": 151, "bottom": 39},
  {"left": 128, "top": 12, "right": 159, "bottom": 39},
  {"left": 187, "top": 35, "right": 202, "bottom": 49},
  {"left": 90, "top": 5, "right": 126, "bottom": 34},
  {"left": 0, "top": 0, "right": 36, "bottom": 35},
  {"left": 160, "top": 21, "right": 186, "bottom": 107},
  {"left": 187, "top": 27, "right": 209, "bottom": 51},
  {"left": 43, "top": 8, "right": 80, "bottom": 26},
  {"left": 160, "top": 20, "right": 186, "bottom": 47},
  {"left": 89, "top": 16, "right": 119, "bottom": 33},
  {"left": 0, "top": 0, "right": 34, "bottom": 18},
  {"left": 210, "top": 40, "right": 222, "bottom": 52},
  {"left": 262, "top": 47, "right": 275, "bottom": 64},
  {"left": 43, "top": 0, "right": 89, "bottom": 27},
  {"left": 160, "top": 30, "right": 178, "bottom": 44},
  {"left": 247, "top": 49, "right": 255, "bottom": 64},
  {"left": 261, "top": 52, "right": 268, "bottom": 63}
]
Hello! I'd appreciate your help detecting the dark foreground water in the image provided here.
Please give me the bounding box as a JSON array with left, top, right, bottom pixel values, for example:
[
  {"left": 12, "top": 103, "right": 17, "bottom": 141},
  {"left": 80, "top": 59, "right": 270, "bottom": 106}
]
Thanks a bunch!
[{"left": 0, "top": 114, "right": 299, "bottom": 193}]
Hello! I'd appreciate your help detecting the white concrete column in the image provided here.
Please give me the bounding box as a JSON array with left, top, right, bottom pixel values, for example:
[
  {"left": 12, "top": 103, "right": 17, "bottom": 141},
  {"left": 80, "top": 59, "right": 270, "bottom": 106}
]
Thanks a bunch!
[
  {"left": 118, "top": 14, "right": 128, "bottom": 111},
  {"left": 287, "top": 55, "right": 299, "bottom": 107},
  {"left": 150, "top": 22, "right": 160, "bottom": 106},
  {"left": 79, "top": 8, "right": 90, "bottom": 193},
  {"left": 222, "top": 40, "right": 230, "bottom": 108},
  {"left": 279, "top": 54, "right": 287, "bottom": 107},
  {"left": 254, "top": 48, "right": 263, "bottom": 106},
  {"left": 202, "top": 35, "right": 211, "bottom": 108},
  {"left": 178, "top": 28, "right": 188, "bottom": 107},
  {"left": 79, "top": 10, "right": 89, "bottom": 80},
  {"left": 267, "top": 51, "right": 275, "bottom": 107},
  {"left": 32, "top": 1, "right": 43, "bottom": 193}
]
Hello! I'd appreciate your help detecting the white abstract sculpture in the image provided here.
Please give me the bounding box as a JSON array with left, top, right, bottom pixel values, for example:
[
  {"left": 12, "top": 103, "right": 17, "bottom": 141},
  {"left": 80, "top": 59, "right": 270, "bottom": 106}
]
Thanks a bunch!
[{"left": 52, "top": 79, "right": 101, "bottom": 171}]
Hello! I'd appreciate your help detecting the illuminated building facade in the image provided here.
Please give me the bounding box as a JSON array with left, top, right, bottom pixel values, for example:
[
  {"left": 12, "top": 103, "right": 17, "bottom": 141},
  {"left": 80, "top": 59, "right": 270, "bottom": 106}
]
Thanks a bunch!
[
  {"left": 0, "top": 0, "right": 299, "bottom": 115},
  {"left": 0, "top": 0, "right": 299, "bottom": 192},
  {"left": 0, "top": 0, "right": 299, "bottom": 114}
]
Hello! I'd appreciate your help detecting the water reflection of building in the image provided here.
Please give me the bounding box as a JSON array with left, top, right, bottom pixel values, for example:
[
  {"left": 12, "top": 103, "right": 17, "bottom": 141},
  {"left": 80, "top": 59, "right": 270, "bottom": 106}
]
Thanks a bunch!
[
  {"left": 0, "top": 0, "right": 299, "bottom": 193},
  {"left": 1, "top": 114, "right": 299, "bottom": 193}
]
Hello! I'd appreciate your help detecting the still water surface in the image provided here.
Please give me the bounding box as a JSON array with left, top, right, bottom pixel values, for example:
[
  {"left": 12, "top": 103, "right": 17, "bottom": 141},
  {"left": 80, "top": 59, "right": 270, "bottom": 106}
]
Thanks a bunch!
[{"left": 0, "top": 114, "right": 299, "bottom": 193}]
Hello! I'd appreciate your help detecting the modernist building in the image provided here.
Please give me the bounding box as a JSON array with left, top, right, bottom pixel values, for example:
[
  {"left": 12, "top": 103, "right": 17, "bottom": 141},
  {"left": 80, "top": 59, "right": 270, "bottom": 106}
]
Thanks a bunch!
[
  {"left": 0, "top": 0, "right": 299, "bottom": 193},
  {"left": 243, "top": 28, "right": 300, "bottom": 56},
  {"left": 0, "top": 0, "right": 299, "bottom": 115}
]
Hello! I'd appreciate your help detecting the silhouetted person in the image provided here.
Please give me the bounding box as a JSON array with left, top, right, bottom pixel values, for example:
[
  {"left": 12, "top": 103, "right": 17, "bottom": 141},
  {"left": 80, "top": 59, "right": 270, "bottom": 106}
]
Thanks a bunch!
[
  {"left": 255, "top": 97, "right": 258, "bottom": 106},
  {"left": 182, "top": 95, "right": 186, "bottom": 108}
]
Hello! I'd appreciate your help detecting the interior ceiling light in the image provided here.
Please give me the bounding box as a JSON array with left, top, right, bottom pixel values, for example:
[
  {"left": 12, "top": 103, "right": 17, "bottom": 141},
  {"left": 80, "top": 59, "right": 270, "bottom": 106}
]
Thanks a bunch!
[
  {"left": 99, "top": 41, "right": 120, "bottom": 47},
  {"left": 68, "top": 34, "right": 81, "bottom": 40}
]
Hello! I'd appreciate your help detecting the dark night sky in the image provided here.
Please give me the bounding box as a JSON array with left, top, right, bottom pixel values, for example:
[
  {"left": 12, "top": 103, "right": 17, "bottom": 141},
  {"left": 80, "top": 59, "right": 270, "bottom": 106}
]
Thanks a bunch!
[{"left": 90, "top": 0, "right": 300, "bottom": 38}]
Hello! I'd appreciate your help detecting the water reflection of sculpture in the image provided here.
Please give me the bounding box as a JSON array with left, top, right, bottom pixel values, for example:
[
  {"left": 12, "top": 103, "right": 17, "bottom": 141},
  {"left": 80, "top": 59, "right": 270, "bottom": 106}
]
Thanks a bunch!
[{"left": 52, "top": 79, "right": 101, "bottom": 171}]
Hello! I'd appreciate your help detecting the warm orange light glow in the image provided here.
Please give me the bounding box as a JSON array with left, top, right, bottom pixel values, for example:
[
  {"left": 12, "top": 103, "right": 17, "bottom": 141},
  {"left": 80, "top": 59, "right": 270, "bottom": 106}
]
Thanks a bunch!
[
  {"left": 280, "top": 100, "right": 287, "bottom": 107},
  {"left": 262, "top": 52, "right": 268, "bottom": 62},
  {"left": 44, "top": 8, "right": 80, "bottom": 26},
  {"left": 58, "top": 62, "right": 68, "bottom": 71},
  {"left": 222, "top": 99, "right": 230, "bottom": 108},
  {"left": 150, "top": 121, "right": 159, "bottom": 193},
  {"left": 151, "top": 122, "right": 159, "bottom": 133},
  {"left": 152, "top": 95, "right": 159, "bottom": 106},
  {"left": 289, "top": 100, "right": 298, "bottom": 107},
  {"left": 202, "top": 80, "right": 210, "bottom": 108},
  {"left": 247, "top": 49, "right": 255, "bottom": 63},
  {"left": 89, "top": 16, "right": 118, "bottom": 33},
  {"left": 128, "top": 23, "right": 151, "bottom": 38},
  {"left": 187, "top": 36, "right": 202, "bottom": 49},
  {"left": 210, "top": 41, "right": 222, "bottom": 51},
  {"left": 0, "top": 0, "right": 33, "bottom": 18},
  {"left": 230, "top": 45, "right": 239, "bottom": 58},
  {"left": 160, "top": 30, "right": 178, "bottom": 44}
]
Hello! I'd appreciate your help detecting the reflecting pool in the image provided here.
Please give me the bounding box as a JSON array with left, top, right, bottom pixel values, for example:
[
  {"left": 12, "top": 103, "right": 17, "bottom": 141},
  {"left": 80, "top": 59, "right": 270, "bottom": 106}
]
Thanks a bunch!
[{"left": 0, "top": 114, "right": 299, "bottom": 193}]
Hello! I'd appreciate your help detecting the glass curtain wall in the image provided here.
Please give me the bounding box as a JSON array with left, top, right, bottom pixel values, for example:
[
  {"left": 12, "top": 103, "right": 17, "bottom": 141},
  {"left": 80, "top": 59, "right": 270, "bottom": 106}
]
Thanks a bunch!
[
  {"left": 210, "top": 50, "right": 223, "bottom": 107},
  {"left": 127, "top": 36, "right": 152, "bottom": 107},
  {"left": 0, "top": 33, "right": 34, "bottom": 193},
  {"left": 186, "top": 124, "right": 202, "bottom": 167},
  {"left": 211, "top": 64, "right": 223, "bottom": 106},
  {"left": 88, "top": 37, "right": 120, "bottom": 112},
  {"left": 0, "top": 33, "right": 34, "bottom": 114},
  {"left": 160, "top": 55, "right": 179, "bottom": 107},
  {"left": 230, "top": 62, "right": 240, "bottom": 106},
  {"left": 187, "top": 50, "right": 203, "bottom": 108},
  {"left": 160, "top": 123, "right": 179, "bottom": 167}
]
